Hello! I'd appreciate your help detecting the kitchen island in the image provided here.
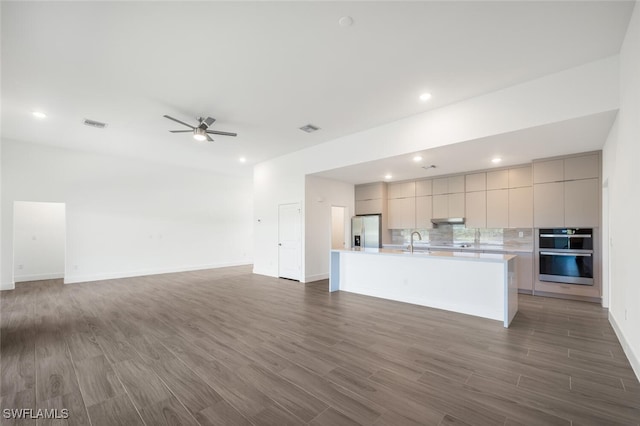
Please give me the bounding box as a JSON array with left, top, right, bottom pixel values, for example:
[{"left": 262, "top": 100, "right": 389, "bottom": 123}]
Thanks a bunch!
[{"left": 330, "top": 248, "right": 518, "bottom": 327}]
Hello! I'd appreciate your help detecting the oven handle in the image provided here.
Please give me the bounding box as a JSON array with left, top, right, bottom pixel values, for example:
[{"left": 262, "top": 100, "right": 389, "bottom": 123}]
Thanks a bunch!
[
  {"left": 539, "top": 234, "right": 592, "bottom": 238},
  {"left": 540, "top": 251, "right": 592, "bottom": 257}
]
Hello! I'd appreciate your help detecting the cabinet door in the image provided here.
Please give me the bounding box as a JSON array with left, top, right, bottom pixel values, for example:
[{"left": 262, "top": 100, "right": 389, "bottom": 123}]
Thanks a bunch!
[
  {"left": 564, "top": 178, "right": 599, "bottom": 227},
  {"left": 533, "top": 182, "right": 564, "bottom": 227},
  {"left": 448, "top": 193, "right": 465, "bottom": 218},
  {"left": 487, "top": 170, "right": 509, "bottom": 190},
  {"left": 432, "top": 178, "right": 448, "bottom": 195},
  {"left": 508, "top": 166, "right": 532, "bottom": 188},
  {"left": 449, "top": 176, "right": 465, "bottom": 193},
  {"left": 355, "top": 183, "right": 383, "bottom": 201},
  {"left": 533, "top": 159, "right": 564, "bottom": 184},
  {"left": 432, "top": 194, "right": 449, "bottom": 218},
  {"left": 355, "top": 199, "right": 383, "bottom": 215},
  {"left": 465, "top": 191, "right": 486, "bottom": 228},
  {"left": 388, "top": 182, "right": 415, "bottom": 199},
  {"left": 486, "top": 189, "right": 509, "bottom": 228},
  {"left": 465, "top": 173, "right": 486, "bottom": 192},
  {"left": 516, "top": 253, "right": 533, "bottom": 291},
  {"left": 564, "top": 154, "right": 599, "bottom": 181},
  {"left": 415, "top": 196, "right": 433, "bottom": 229},
  {"left": 388, "top": 197, "right": 416, "bottom": 229},
  {"left": 415, "top": 180, "right": 432, "bottom": 196},
  {"left": 509, "top": 187, "right": 533, "bottom": 228}
]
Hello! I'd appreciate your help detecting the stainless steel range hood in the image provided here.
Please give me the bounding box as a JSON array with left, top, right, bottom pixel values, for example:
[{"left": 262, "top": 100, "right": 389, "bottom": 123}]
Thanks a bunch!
[{"left": 431, "top": 217, "right": 465, "bottom": 226}]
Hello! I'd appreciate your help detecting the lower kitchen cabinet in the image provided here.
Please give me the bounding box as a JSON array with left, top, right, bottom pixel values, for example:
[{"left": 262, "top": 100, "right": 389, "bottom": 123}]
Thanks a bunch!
[
  {"left": 484, "top": 250, "right": 533, "bottom": 293},
  {"left": 388, "top": 197, "right": 416, "bottom": 229}
]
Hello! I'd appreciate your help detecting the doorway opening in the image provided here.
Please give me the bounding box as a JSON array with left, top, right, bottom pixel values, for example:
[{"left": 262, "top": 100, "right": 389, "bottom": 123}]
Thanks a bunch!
[
  {"left": 331, "top": 206, "right": 346, "bottom": 250},
  {"left": 278, "top": 202, "right": 301, "bottom": 281},
  {"left": 13, "top": 201, "right": 66, "bottom": 284}
]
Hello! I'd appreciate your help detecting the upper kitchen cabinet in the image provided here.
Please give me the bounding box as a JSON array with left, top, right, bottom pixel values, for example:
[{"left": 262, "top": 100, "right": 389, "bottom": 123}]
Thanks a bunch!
[
  {"left": 508, "top": 166, "right": 532, "bottom": 188},
  {"left": 415, "top": 180, "right": 432, "bottom": 197},
  {"left": 508, "top": 187, "right": 533, "bottom": 228},
  {"left": 465, "top": 173, "right": 486, "bottom": 192},
  {"left": 486, "top": 189, "right": 509, "bottom": 228},
  {"left": 388, "top": 197, "right": 416, "bottom": 229},
  {"left": 564, "top": 154, "right": 599, "bottom": 181},
  {"left": 415, "top": 196, "right": 433, "bottom": 229},
  {"left": 533, "top": 182, "right": 564, "bottom": 227},
  {"left": 388, "top": 181, "right": 416, "bottom": 199},
  {"left": 564, "top": 178, "right": 599, "bottom": 227},
  {"left": 486, "top": 170, "right": 509, "bottom": 190},
  {"left": 465, "top": 191, "right": 487, "bottom": 228},
  {"left": 433, "top": 176, "right": 465, "bottom": 195},
  {"left": 355, "top": 182, "right": 385, "bottom": 215},
  {"left": 533, "top": 159, "right": 564, "bottom": 184}
]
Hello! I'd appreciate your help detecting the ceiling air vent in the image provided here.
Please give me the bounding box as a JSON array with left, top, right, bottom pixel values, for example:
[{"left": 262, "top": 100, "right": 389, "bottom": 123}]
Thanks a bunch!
[
  {"left": 83, "top": 118, "right": 108, "bottom": 129},
  {"left": 299, "top": 124, "right": 320, "bottom": 133}
]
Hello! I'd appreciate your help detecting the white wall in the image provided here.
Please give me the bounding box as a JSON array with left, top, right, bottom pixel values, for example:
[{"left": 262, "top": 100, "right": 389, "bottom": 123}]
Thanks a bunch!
[
  {"left": 13, "top": 201, "right": 65, "bottom": 282},
  {"left": 254, "top": 57, "right": 619, "bottom": 281},
  {"left": 1, "top": 140, "right": 253, "bottom": 289},
  {"left": 305, "top": 176, "right": 354, "bottom": 282},
  {"left": 603, "top": 0, "right": 640, "bottom": 379}
]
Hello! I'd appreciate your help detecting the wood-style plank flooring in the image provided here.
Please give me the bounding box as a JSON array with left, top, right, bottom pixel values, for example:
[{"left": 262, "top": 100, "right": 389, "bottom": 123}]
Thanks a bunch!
[{"left": 1, "top": 265, "right": 639, "bottom": 425}]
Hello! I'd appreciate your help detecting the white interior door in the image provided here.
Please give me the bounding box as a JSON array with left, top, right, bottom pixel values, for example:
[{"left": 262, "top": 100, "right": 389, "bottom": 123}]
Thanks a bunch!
[{"left": 278, "top": 203, "right": 301, "bottom": 281}]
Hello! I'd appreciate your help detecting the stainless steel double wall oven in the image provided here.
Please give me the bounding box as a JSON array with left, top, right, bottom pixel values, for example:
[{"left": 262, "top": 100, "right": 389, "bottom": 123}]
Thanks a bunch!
[{"left": 538, "top": 228, "right": 594, "bottom": 286}]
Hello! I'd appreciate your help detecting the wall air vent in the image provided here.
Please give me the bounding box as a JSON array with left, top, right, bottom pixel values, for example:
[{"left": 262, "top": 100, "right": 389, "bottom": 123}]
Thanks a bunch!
[
  {"left": 299, "top": 124, "right": 320, "bottom": 133},
  {"left": 83, "top": 118, "right": 108, "bottom": 129}
]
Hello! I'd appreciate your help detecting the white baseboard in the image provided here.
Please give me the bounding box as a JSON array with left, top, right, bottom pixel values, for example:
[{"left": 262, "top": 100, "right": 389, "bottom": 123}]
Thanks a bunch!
[
  {"left": 1, "top": 281, "right": 16, "bottom": 291},
  {"left": 252, "top": 267, "right": 278, "bottom": 278},
  {"left": 304, "top": 273, "right": 329, "bottom": 283},
  {"left": 63, "top": 261, "right": 252, "bottom": 284},
  {"left": 15, "top": 272, "right": 65, "bottom": 283},
  {"left": 609, "top": 311, "right": 640, "bottom": 381}
]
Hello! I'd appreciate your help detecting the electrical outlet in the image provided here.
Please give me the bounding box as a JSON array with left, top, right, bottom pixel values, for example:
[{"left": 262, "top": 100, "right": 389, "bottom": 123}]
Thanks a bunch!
[
  {"left": 625, "top": 309, "right": 628, "bottom": 320},
  {"left": 18, "top": 264, "right": 23, "bottom": 270},
  {"left": 518, "top": 231, "right": 524, "bottom": 238}
]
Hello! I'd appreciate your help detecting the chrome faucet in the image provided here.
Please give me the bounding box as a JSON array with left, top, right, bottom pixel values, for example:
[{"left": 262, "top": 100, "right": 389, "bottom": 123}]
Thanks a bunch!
[{"left": 409, "top": 231, "right": 422, "bottom": 253}]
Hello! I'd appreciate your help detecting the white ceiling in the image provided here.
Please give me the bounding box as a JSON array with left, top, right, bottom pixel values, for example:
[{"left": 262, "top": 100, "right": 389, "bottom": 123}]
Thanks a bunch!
[
  {"left": 1, "top": 2, "right": 634, "bottom": 177},
  {"left": 312, "top": 111, "right": 618, "bottom": 184}
]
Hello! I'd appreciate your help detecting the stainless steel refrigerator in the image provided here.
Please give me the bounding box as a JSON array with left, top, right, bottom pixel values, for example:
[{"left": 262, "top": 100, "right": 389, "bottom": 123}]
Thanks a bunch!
[{"left": 351, "top": 214, "right": 382, "bottom": 249}]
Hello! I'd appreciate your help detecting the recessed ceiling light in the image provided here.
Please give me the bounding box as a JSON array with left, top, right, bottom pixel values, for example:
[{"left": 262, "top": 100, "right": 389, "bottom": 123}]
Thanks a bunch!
[
  {"left": 339, "top": 16, "right": 354, "bottom": 27},
  {"left": 384, "top": 174, "right": 392, "bottom": 180},
  {"left": 32, "top": 111, "right": 47, "bottom": 119},
  {"left": 419, "top": 93, "right": 432, "bottom": 102},
  {"left": 239, "top": 157, "right": 246, "bottom": 163},
  {"left": 413, "top": 155, "right": 423, "bottom": 162},
  {"left": 492, "top": 157, "right": 502, "bottom": 164}
]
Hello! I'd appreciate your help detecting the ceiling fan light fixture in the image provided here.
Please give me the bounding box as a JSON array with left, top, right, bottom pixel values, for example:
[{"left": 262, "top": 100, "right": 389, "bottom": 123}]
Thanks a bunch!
[{"left": 193, "top": 128, "right": 207, "bottom": 141}]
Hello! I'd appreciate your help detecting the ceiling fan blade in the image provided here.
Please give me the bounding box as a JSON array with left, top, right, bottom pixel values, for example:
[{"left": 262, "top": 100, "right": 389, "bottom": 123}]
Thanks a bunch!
[
  {"left": 202, "top": 117, "right": 216, "bottom": 128},
  {"left": 206, "top": 133, "right": 214, "bottom": 142},
  {"left": 163, "top": 115, "right": 195, "bottom": 129},
  {"left": 206, "top": 130, "right": 238, "bottom": 137},
  {"left": 169, "top": 130, "right": 193, "bottom": 133}
]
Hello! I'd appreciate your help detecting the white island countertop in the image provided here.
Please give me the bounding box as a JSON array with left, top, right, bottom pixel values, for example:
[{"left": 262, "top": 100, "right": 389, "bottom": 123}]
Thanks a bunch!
[
  {"left": 335, "top": 247, "right": 516, "bottom": 263},
  {"left": 330, "top": 248, "right": 518, "bottom": 327}
]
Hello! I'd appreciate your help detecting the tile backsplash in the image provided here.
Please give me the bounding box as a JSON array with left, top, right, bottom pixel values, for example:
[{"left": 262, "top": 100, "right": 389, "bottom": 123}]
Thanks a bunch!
[{"left": 390, "top": 225, "right": 533, "bottom": 248}]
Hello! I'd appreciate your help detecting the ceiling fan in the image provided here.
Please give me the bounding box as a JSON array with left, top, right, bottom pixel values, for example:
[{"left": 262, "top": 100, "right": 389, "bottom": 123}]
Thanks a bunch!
[{"left": 163, "top": 115, "right": 237, "bottom": 142}]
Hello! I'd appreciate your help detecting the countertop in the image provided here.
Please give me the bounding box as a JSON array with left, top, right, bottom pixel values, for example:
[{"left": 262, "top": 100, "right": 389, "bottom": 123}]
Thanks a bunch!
[
  {"left": 332, "top": 248, "right": 516, "bottom": 263},
  {"left": 382, "top": 243, "right": 533, "bottom": 253}
]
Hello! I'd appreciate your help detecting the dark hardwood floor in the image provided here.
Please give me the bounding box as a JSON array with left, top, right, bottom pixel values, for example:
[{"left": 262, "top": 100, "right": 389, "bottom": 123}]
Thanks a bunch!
[{"left": 1, "top": 265, "right": 639, "bottom": 425}]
